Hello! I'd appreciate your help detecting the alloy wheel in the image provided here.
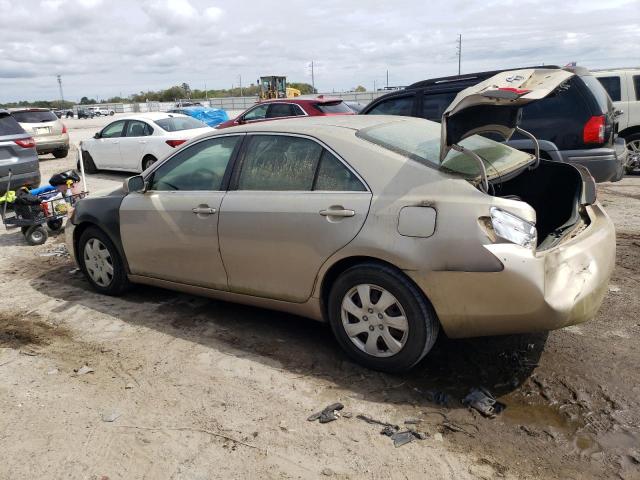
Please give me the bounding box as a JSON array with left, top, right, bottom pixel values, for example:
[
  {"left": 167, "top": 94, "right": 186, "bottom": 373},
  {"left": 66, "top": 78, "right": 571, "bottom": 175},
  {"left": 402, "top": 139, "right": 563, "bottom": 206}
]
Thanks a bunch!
[
  {"left": 83, "top": 238, "right": 114, "bottom": 287},
  {"left": 627, "top": 139, "right": 640, "bottom": 166},
  {"left": 341, "top": 284, "right": 409, "bottom": 357}
]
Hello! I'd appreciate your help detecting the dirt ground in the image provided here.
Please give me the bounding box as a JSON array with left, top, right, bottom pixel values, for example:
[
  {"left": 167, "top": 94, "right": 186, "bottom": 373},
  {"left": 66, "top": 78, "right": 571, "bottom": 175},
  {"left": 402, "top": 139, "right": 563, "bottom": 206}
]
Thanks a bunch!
[{"left": 1, "top": 121, "right": 639, "bottom": 479}]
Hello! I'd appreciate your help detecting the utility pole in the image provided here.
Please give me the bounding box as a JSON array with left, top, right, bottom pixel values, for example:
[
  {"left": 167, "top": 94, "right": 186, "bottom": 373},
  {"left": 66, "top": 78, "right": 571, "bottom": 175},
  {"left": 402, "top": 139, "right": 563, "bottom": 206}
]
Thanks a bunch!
[
  {"left": 311, "top": 61, "right": 315, "bottom": 93},
  {"left": 386, "top": 70, "right": 389, "bottom": 89},
  {"left": 239, "top": 74, "right": 243, "bottom": 97},
  {"left": 205, "top": 83, "right": 208, "bottom": 100},
  {"left": 373, "top": 80, "right": 376, "bottom": 92},
  {"left": 56, "top": 74, "right": 64, "bottom": 108},
  {"left": 457, "top": 34, "right": 462, "bottom": 75}
]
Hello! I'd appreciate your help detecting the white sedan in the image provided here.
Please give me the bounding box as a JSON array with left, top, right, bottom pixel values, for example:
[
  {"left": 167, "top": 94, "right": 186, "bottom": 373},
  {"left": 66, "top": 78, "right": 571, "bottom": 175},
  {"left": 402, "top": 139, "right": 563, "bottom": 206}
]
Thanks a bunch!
[{"left": 79, "top": 112, "right": 213, "bottom": 173}]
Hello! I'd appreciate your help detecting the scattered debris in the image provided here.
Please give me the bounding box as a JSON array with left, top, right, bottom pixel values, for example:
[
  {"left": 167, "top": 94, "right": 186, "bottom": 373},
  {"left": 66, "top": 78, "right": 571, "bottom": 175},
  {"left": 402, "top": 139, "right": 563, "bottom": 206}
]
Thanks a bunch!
[
  {"left": 609, "top": 285, "right": 621, "bottom": 293},
  {"left": 37, "top": 244, "right": 69, "bottom": 258},
  {"left": 308, "top": 403, "right": 344, "bottom": 424},
  {"left": 19, "top": 349, "right": 38, "bottom": 356},
  {"left": 404, "top": 418, "right": 421, "bottom": 425},
  {"left": 102, "top": 412, "right": 121, "bottom": 422},
  {"left": 69, "top": 268, "right": 81, "bottom": 274},
  {"left": 124, "top": 383, "right": 134, "bottom": 390},
  {"left": 321, "top": 467, "right": 334, "bottom": 476},
  {"left": 356, "top": 414, "right": 398, "bottom": 430},
  {"left": 433, "top": 432, "right": 444, "bottom": 442},
  {"left": 414, "top": 387, "right": 451, "bottom": 406},
  {"left": 462, "top": 388, "right": 505, "bottom": 418},
  {"left": 47, "top": 368, "right": 59, "bottom": 375},
  {"left": 74, "top": 365, "right": 94, "bottom": 376}
]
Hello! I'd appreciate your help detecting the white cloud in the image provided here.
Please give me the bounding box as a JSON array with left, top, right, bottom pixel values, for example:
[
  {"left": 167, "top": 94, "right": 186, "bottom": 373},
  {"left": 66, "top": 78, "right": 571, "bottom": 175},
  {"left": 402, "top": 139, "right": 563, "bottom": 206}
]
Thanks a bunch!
[{"left": 0, "top": 0, "right": 639, "bottom": 102}]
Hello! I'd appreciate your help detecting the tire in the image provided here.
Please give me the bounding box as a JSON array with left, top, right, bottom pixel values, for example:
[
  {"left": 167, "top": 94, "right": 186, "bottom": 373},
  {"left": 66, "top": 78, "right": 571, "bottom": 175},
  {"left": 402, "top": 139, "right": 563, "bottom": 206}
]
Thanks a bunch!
[
  {"left": 109, "top": 111, "right": 114, "bottom": 116},
  {"left": 24, "top": 225, "right": 48, "bottom": 246},
  {"left": 624, "top": 133, "right": 640, "bottom": 175},
  {"left": 78, "top": 226, "right": 130, "bottom": 295},
  {"left": 53, "top": 148, "right": 69, "bottom": 159},
  {"left": 81, "top": 150, "right": 98, "bottom": 174},
  {"left": 47, "top": 218, "right": 64, "bottom": 232},
  {"left": 328, "top": 262, "right": 439, "bottom": 372},
  {"left": 142, "top": 155, "right": 157, "bottom": 171}
]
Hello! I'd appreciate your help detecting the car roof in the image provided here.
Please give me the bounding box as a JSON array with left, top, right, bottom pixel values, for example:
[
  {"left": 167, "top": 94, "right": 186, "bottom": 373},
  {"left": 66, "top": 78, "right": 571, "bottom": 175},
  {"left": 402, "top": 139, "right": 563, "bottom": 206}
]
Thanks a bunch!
[
  {"left": 254, "top": 96, "right": 344, "bottom": 106},
  {"left": 116, "top": 112, "right": 190, "bottom": 122},
  {"left": 8, "top": 107, "right": 52, "bottom": 113},
  {"left": 592, "top": 67, "right": 640, "bottom": 74}
]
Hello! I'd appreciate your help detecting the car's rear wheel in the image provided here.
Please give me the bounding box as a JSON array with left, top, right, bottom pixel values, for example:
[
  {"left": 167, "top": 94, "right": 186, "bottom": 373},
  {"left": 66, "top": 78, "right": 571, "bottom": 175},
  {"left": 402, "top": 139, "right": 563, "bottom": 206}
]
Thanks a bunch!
[
  {"left": 142, "top": 155, "right": 157, "bottom": 171},
  {"left": 328, "top": 262, "right": 439, "bottom": 372},
  {"left": 53, "top": 148, "right": 68, "bottom": 159},
  {"left": 78, "top": 226, "right": 129, "bottom": 295}
]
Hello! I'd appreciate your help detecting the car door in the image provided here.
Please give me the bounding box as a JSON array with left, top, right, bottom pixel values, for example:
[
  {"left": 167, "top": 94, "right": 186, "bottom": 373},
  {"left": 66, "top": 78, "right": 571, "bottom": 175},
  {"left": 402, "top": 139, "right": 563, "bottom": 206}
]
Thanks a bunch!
[
  {"left": 92, "top": 120, "right": 126, "bottom": 169},
  {"left": 218, "top": 134, "right": 372, "bottom": 302},
  {"left": 118, "top": 120, "right": 153, "bottom": 171},
  {"left": 119, "top": 134, "right": 242, "bottom": 289}
]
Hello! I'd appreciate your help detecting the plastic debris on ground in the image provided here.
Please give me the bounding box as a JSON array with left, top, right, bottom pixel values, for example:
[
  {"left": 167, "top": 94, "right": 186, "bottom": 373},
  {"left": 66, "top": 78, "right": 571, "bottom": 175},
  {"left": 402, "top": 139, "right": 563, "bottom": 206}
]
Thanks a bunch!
[
  {"left": 37, "top": 244, "right": 69, "bottom": 258},
  {"left": 462, "top": 387, "right": 506, "bottom": 418},
  {"left": 357, "top": 414, "right": 427, "bottom": 447},
  {"left": 101, "top": 412, "right": 121, "bottom": 423},
  {"left": 74, "top": 365, "right": 94, "bottom": 376},
  {"left": 307, "top": 403, "right": 344, "bottom": 424}
]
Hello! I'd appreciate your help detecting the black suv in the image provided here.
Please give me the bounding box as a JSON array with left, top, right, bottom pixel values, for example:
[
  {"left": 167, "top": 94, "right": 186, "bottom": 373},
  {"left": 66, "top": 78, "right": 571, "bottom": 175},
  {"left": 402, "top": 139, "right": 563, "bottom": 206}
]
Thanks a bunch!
[{"left": 361, "top": 66, "right": 627, "bottom": 182}]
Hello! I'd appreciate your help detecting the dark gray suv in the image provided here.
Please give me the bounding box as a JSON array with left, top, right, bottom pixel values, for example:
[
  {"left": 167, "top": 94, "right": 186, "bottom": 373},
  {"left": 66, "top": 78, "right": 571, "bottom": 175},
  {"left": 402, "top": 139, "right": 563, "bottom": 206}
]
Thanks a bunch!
[{"left": 0, "top": 110, "right": 41, "bottom": 190}]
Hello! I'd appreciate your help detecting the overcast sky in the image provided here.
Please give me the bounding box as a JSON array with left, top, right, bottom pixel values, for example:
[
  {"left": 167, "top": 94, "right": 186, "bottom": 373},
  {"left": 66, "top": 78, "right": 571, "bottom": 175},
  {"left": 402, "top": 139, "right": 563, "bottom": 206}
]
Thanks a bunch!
[{"left": 1, "top": 0, "right": 639, "bottom": 102}]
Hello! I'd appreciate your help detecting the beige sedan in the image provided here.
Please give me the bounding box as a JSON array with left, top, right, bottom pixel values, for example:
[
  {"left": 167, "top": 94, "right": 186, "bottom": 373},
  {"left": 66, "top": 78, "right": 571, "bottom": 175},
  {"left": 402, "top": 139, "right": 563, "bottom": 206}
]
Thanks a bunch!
[
  {"left": 66, "top": 70, "right": 615, "bottom": 372},
  {"left": 11, "top": 108, "right": 69, "bottom": 158}
]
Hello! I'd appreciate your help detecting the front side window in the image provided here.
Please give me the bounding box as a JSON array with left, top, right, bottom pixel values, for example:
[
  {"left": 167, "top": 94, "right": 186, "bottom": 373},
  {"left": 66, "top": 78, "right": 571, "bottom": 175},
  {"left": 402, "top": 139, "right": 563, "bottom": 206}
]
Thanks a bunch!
[
  {"left": 243, "top": 104, "right": 269, "bottom": 122},
  {"left": 237, "top": 135, "right": 322, "bottom": 191},
  {"left": 101, "top": 121, "right": 126, "bottom": 138},
  {"left": 150, "top": 136, "right": 240, "bottom": 191},
  {"left": 596, "top": 76, "right": 622, "bottom": 102},
  {"left": 126, "top": 120, "right": 153, "bottom": 137},
  {"left": 367, "top": 95, "right": 414, "bottom": 116}
]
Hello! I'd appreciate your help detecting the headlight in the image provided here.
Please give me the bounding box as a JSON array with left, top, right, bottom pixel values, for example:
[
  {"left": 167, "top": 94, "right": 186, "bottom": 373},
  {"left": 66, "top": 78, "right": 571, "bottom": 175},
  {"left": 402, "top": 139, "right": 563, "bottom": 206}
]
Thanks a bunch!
[{"left": 490, "top": 207, "right": 537, "bottom": 249}]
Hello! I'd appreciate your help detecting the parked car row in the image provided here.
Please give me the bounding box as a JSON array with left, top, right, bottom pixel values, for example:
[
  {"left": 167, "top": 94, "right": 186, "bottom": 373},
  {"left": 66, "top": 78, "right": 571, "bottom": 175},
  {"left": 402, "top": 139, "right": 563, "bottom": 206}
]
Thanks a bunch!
[{"left": 69, "top": 68, "right": 615, "bottom": 372}]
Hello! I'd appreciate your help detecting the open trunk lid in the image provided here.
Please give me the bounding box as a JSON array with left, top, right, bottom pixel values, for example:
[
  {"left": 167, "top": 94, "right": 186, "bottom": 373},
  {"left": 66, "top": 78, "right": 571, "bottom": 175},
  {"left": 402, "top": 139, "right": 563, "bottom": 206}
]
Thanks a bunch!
[{"left": 439, "top": 68, "right": 574, "bottom": 162}]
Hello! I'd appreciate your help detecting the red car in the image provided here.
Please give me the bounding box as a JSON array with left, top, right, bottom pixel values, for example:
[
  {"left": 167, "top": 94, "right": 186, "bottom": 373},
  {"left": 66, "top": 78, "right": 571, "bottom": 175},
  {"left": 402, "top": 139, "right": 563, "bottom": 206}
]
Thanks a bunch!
[{"left": 216, "top": 96, "right": 354, "bottom": 129}]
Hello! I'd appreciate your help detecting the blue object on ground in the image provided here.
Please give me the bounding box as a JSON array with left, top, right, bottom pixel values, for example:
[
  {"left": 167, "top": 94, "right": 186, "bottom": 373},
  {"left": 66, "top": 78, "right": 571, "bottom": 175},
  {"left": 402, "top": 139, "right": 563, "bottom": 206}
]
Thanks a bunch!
[{"left": 30, "top": 185, "right": 56, "bottom": 196}]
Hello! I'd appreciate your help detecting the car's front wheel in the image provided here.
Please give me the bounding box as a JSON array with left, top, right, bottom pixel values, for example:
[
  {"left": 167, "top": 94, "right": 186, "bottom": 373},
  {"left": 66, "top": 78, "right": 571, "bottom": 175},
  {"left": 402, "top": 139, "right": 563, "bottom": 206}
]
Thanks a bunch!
[
  {"left": 328, "top": 263, "right": 439, "bottom": 372},
  {"left": 78, "top": 226, "right": 129, "bottom": 295}
]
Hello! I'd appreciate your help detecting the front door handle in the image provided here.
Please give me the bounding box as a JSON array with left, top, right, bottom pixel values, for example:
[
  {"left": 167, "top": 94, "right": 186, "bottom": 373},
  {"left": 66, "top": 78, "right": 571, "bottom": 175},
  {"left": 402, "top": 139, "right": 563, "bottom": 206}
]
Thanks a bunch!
[
  {"left": 319, "top": 208, "right": 355, "bottom": 218},
  {"left": 192, "top": 207, "right": 217, "bottom": 215}
]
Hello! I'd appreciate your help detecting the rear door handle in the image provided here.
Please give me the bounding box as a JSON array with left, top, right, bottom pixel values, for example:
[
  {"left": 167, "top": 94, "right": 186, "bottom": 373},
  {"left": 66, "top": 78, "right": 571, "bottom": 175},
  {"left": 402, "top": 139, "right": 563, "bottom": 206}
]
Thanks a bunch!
[
  {"left": 192, "top": 207, "right": 217, "bottom": 215},
  {"left": 319, "top": 208, "right": 355, "bottom": 217}
]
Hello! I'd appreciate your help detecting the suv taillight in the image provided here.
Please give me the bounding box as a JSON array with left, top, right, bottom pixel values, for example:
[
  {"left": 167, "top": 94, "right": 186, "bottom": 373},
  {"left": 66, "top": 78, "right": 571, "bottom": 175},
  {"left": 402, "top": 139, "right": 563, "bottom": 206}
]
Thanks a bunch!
[
  {"left": 583, "top": 115, "right": 605, "bottom": 144},
  {"left": 14, "top": 138, "right": 36, "bottom": 149},
  {"left": 62, "top": 124, "right": 67, "bottom": 134}
]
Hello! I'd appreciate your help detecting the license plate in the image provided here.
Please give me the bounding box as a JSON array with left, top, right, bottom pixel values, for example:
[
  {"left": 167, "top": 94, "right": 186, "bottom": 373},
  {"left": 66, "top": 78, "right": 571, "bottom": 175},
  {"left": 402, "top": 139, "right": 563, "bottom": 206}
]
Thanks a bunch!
[{"left": 35, "top": 127, "right": 51, "bottom": 135}]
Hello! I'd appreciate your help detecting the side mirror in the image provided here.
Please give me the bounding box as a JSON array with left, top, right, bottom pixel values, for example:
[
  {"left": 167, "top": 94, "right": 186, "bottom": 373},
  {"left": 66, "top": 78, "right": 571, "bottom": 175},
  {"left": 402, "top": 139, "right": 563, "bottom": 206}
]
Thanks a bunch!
[
  {"left": 123, "top": 175, "right": 145, "bottom": 193},
  {"left": 237, "top": 118, "right": 245, "bottom": 125},
  {"left": 94, "top": 132, "right": 101, "bottom": 139}
]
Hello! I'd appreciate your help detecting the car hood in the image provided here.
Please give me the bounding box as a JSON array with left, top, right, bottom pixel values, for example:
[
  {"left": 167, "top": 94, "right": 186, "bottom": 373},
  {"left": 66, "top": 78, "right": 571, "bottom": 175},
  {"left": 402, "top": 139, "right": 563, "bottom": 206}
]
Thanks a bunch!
[{"left": 439, "top": 68, "right": 574, "bottom": 162}]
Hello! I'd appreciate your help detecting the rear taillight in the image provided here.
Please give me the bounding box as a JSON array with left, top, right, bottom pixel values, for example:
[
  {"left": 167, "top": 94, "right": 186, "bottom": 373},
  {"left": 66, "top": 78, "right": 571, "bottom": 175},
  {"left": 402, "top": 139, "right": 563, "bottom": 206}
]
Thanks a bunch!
[
  {"left": 166, "top": 139, "right": 187, "bottom": 148},
  {"left": 583, "top": 115, "right": 605, "bottom": 144},
  {"left": 62, "top": 124, "right": 67, "bottom": 134},
  {"left": 14, "top": 137, "right": 36, "bottom": 149}
]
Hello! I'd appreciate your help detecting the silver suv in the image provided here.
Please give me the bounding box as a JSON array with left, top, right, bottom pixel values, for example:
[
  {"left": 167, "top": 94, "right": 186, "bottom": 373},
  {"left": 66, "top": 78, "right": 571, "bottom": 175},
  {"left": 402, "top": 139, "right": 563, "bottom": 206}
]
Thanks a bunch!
[
  {"left": 0, "top": 110, "right": 41, "bottom": 190},
  {"left": 10, "top": 108, "right": 69, "bottom": 158}
]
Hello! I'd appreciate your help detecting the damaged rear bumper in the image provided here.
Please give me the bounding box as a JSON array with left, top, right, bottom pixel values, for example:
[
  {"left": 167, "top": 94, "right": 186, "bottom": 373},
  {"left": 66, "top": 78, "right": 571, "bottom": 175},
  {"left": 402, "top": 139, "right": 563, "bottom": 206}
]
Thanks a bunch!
[{"left": 407, "top": 202, "right": 615, "bottom": 338}]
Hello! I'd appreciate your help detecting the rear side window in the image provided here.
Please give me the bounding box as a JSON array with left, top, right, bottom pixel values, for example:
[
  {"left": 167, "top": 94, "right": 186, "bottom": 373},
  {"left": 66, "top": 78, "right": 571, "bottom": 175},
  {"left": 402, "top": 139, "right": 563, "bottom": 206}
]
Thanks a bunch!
[
  {"left": 367, "top": 95, "right": 414, "bottom": 116},
  {"left": 11, "top": 110, "right": 58, "bottom": 123},
  {"left": 314, "top": 150, "right": 365, "bottom": 191},
  {"left": 315, "top": 101, "right": 352, "bottom": 114},
  {"left": 634, "top": 75, "right": 640, "bottom": 100},
  {"left": 596, "top": 76, "right": 622, "bottom": 101},
  {"left": 155, "top": 116, "right": 207, "bottom": 131},
  {"left": 581, "top": 75, "right": 612, "bottom": 114},
  {"left": 266, "top": 103, "right": 298, "bottom": 118},
  {"left": 126, "top": 120, "right": 153, "bottom": 137},
  {"left": 0, "top": 113, "right": 25, "bottom": 135},
  {"left": 420, "top": 92, "right": 457, "bottom": 121},
  {"left": 238, "top": 135, "right": 322, "bottom": 191}
]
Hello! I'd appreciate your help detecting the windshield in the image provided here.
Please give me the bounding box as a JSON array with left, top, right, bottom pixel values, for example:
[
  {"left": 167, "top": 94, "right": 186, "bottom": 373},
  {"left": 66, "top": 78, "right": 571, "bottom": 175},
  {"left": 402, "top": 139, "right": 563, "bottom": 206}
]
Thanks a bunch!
[
  {"left": 11, "top": 110, "right": 58, "bottom": 123},
  {"left": 155, "top": 116, "right": 207, "bottom": 132},
  {"left": 357, "top": 120, "right": 533, "bottom": 180}
]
